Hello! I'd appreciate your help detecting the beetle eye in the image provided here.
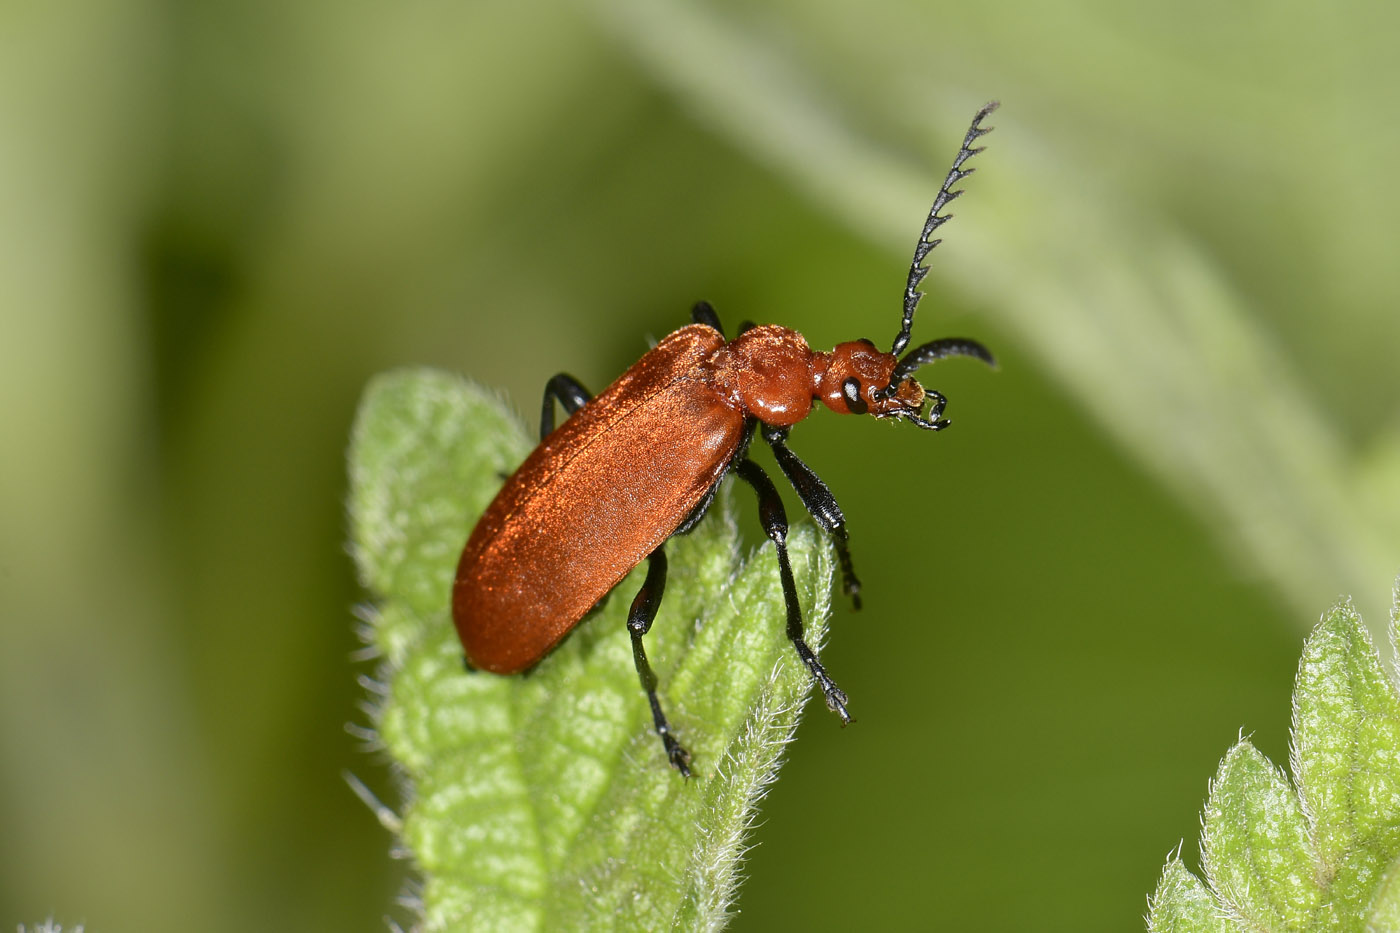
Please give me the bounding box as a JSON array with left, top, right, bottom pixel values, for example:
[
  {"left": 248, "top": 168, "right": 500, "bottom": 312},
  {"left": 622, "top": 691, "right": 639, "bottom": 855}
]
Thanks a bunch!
[{"left": 841, "top": 377, "right": 869, "bottom": 415}]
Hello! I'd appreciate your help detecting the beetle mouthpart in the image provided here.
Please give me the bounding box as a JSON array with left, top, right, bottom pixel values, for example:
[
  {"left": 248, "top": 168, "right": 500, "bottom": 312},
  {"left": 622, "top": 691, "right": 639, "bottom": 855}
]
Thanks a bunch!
[
  {"left": 874, "top": 337, "right": 995, "bottom": 403},
  {"left": 871, "top": 338, "right": 992, "bottom": 403},
  {"left": 901, "top": 408, "right": 950, "bottom": 432},
  {"left": 871, "top": 386, "right": 949, "bottom": 431},
  {"left": 881, "top": 383, "right": 947, "bottom": 431}
]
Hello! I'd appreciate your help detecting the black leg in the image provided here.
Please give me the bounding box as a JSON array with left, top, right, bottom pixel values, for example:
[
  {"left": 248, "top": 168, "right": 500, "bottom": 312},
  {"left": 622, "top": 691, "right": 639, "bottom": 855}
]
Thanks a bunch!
[
  {"left": 691, "top": 300, "right": 724, "bottom": 336},
  {"left": 733, "top": 459, "right": 852, "bottom": 724},
  {"left": 760, "top": 425, "right": 863, "bottom": 610},
  {"left": 626, "top": 547, "right": 692, "bottom": 776},
  {"left": 540, "top": 373, "right": 592, "bottom": 440}
]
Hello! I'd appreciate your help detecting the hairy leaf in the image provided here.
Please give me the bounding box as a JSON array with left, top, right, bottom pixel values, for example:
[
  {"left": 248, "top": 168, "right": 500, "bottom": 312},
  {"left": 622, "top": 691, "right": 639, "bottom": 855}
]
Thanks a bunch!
[
  {"left": 1149, "top": 579, "right": 1400, "bottom": 933},
  {"left": 348, "top": 369, "right": 837, "bottom": 932},
  {"left": 1202, "top": 740, "right": 1319, "bottom": 928},
  {"left": 1148, "top": 857, "right": 1232, "bottom": 933}
]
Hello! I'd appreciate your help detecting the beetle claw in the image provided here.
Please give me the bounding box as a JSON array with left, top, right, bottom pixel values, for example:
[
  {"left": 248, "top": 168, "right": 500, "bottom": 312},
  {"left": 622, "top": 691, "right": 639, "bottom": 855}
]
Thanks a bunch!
[
  {"left": 824, "top": 685, "right": 853, "bottom": 725},
  {"left": 665, "top": 738, "right": 693, "bottom": 778}
]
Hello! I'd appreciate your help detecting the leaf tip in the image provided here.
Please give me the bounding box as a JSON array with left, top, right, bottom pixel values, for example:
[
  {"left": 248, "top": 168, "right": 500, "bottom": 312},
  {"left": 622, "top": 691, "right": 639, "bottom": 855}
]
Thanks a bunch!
[{"left": 1147, "top": 851, "right": 1227, "bottom": 933}]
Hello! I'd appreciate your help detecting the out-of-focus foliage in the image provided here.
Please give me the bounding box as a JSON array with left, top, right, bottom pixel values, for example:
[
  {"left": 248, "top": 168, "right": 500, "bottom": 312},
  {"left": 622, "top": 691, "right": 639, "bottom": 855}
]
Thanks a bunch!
[
  {"left": 589, "top": 0, "right": 1400, "bottom": 627},
  {"left": 1, "top": 0, "right": 1395, "bottom": 930}
]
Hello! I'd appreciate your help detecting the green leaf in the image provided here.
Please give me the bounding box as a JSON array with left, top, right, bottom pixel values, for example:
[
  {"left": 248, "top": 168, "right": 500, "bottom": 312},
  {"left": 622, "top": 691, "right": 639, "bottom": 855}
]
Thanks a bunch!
[
  {"left": 1148, "top": 857, "right": 1232, "bottom": 933},
  {"left": 1150, "top": 578, "right": 1400, "bottom": 932},
  {"left": 1202, "top": 740, "right": 1320, "bottom": 928},
  {"left": 347, "top": 368, "right": 837, "bottom": 932},
  {"left": 1365, "top": 854, "right": 1400, "bottom": 932},
  {"left": 1293, "top": 600, "right": 1400, "bottom": 926}
]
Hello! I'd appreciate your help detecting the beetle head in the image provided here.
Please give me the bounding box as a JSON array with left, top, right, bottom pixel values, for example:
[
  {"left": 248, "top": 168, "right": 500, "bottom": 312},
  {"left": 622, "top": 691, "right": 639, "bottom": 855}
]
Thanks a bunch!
[
  {"left": 846, "top": 101, "right": 997, "bottom": 429},
  {"left": 816, "top": 337, "right": 994, "bottom": 429}
]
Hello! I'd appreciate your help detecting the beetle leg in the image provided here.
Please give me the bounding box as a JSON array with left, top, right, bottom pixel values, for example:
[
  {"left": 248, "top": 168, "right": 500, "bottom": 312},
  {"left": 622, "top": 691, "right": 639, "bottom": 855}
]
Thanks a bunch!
[
  {"left": 690, "top": 300, "right": 724, "bottom": 336},
  {"left": 626, "top": 547, "right": 692, "bottom": 777},
  {"left": 733, "top": 459, "right": 853, "bottom": 724},
  {"left": 760, "top": 425, "right": 863, "bottom": 610},
  {"left": 539, "top": 373, "right": 592, "bottom": 440}
]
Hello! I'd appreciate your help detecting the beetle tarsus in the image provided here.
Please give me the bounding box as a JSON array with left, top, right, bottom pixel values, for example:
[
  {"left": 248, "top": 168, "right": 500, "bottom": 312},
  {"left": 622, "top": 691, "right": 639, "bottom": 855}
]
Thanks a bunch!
[
  {"left": 735, "top": 457, "right": 856, "bottom": 727},
  {"left": 796, "top": 642, "right": 853, "bottom": 725},
  {"left": 844, "top": 579, "right": 863, "bottom": 611},
  {"left": 821, "top": 678, "right": 853, "bottom": 725},
  {"left": 651, "top": 702, "right": 693, "bottom": 778},
  {"left": 796, "top": 639, "right": 854, "bottom": 725},
  {"left": 628, "top": 548, "right": 693, "bottom": 774},
  {"left": 668, "top": 742, "right": 693, "bottom": 778}
]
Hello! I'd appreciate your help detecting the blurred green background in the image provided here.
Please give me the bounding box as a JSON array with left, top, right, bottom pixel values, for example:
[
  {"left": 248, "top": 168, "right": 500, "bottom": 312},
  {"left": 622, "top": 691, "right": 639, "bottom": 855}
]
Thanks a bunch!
[{"left": 3, "top": 0, "right": 1397, "bottom": 929}]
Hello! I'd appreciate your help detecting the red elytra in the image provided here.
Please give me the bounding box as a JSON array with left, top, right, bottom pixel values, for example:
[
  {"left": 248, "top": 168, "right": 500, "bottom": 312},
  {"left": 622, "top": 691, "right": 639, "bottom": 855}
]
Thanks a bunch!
[{"left": 453, "top": 102, "right": 999, "bottom": 777}]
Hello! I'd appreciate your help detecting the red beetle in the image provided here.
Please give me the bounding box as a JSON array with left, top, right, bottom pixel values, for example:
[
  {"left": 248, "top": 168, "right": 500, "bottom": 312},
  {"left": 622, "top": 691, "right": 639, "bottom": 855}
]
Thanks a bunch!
[{"left": 454, "top": 103, "right": 999, "bottom": 776}]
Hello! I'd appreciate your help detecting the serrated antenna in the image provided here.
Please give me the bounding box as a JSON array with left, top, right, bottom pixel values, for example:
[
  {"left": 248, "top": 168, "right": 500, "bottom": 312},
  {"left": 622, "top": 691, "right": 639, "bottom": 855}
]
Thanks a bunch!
[{"left": 891, "top": 101, "right": 998, "bottom": 357}]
